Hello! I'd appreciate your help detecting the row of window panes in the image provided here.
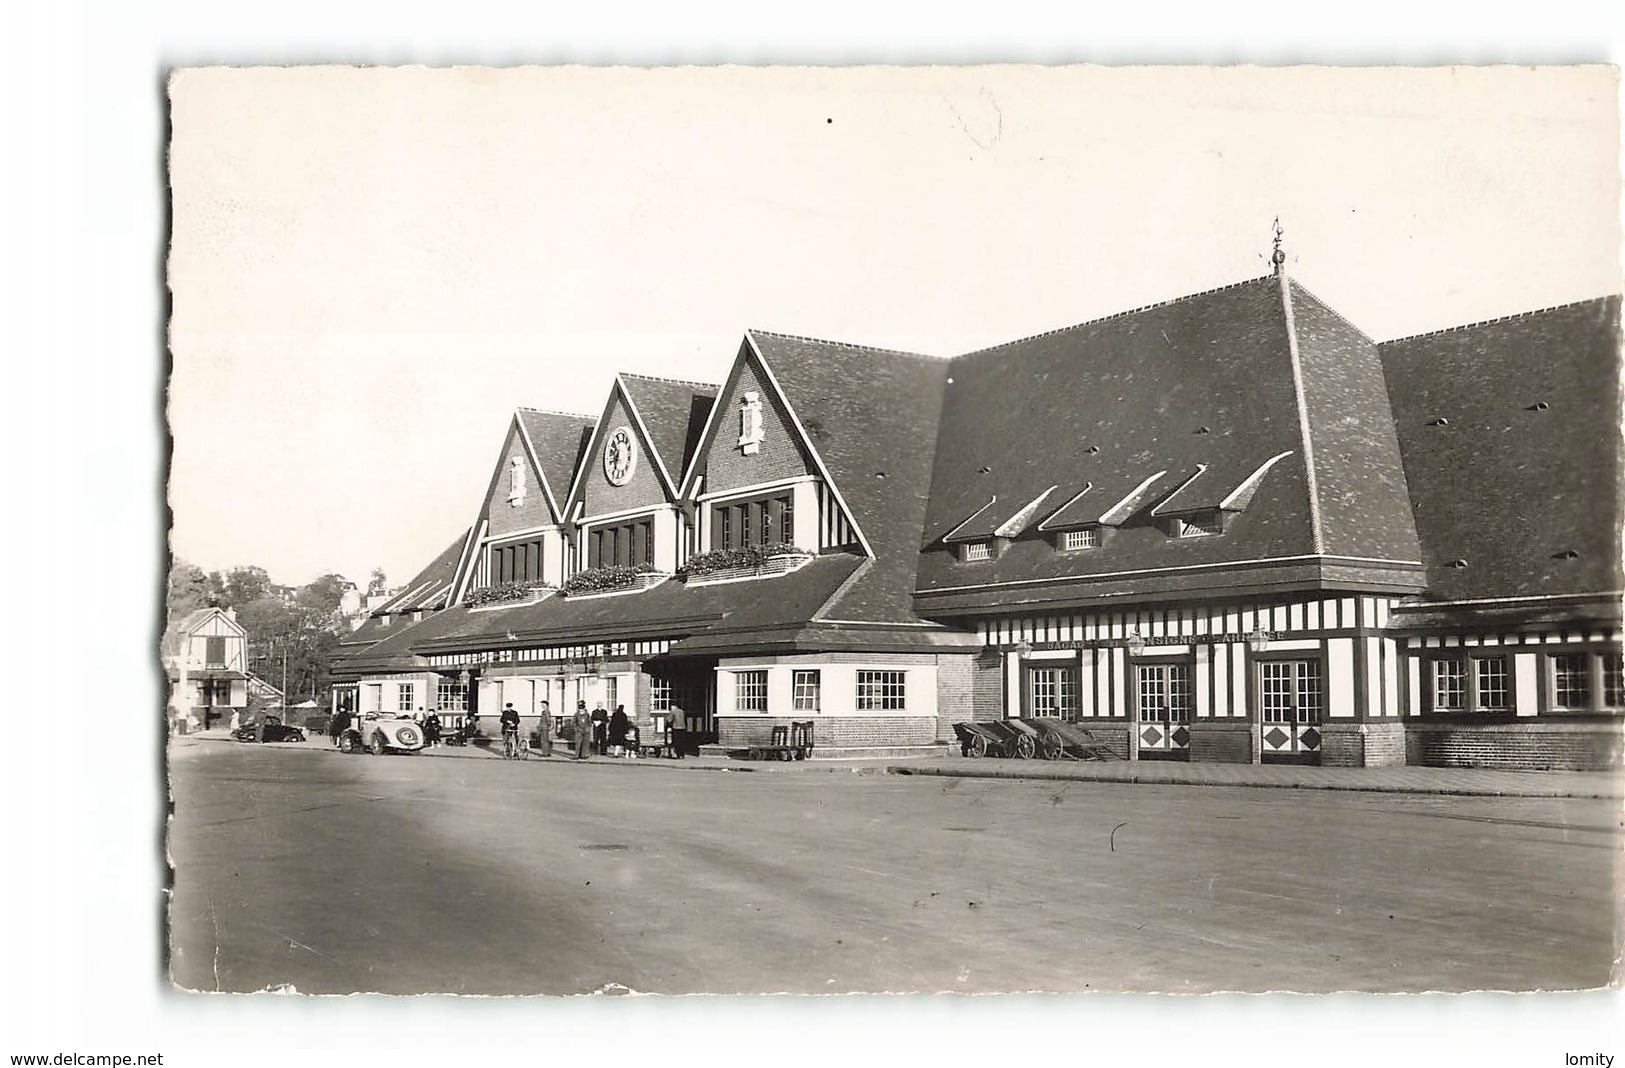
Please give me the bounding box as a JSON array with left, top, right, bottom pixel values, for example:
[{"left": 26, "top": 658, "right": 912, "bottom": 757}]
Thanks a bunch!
[
  {"left": 587, "top": 519, "right": 655, "bottom": 570},
  {"left": 714, "top": 493, "right": 794, "bottom": 551},
  {"left": 490, "top": 538, "right": 545, "bottom": 585},
  {"left": 1028, "top": 660, "right": 1322, "bottom": 723},
  {"left": 732, "top": 669, "right": 902, "bottom": 712},
  {"left": 397, "top": 683, "right": 415, "bottom": 712},
  {"left": 436, "top": 681, "right": 467, "bottom": 712},
  {"left": 1429, "top": 651, "right": 1623, "bottom": 712}
]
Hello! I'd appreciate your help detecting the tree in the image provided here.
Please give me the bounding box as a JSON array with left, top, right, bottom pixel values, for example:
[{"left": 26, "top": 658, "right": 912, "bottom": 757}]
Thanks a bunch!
[
  {"left": 166, "top": 559, "right": 220, "bottom": 619},
  {"left": 297, "top": 573, "right": 350, "bottom": 616},
  {"left": 367, "top": 567, "right": 389, "bottom": 596},
  {"left": 221, "top": 565, "right": 271, "bottom": 607}
]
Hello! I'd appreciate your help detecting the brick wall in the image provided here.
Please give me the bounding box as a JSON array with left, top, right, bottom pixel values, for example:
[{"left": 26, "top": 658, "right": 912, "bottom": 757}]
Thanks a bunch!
[
  {"left": 485, "top": 424, "right": 561, "bottom": 537},
  {"left": 701, "top": 358, "right": 812, "bottom": 494},
  {"left": 582, "top": 395, "right": 671, "bottom": 517},
  {"left": 716, "top": 715, "right": 939, "bottom": 748},
  {"left": 934, "top": 654, "right": 975, "bottom": 741},
  {"left": 970, "top": 659, "right": 1003, "bottom": 722},
  {"left": 1189, "top": 722, "right": 1252, "bottom": 764},
  {"left": 1405, "top": 721, "right": 1623, "bottom": 771}
]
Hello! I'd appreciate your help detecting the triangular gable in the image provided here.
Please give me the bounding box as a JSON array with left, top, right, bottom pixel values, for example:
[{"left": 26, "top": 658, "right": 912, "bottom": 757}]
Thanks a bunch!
[
  {"left": 564, "top": 376, "right": 687, "bottom": 518},
  {"left": 472, "top": 417, "right": 566, "bottom": 538},
  {"left": 680, "top": 339, "right": 817, "bottom": 498},
  {"left": 679, "top": 333, "right": 872, "bottom": 558}
]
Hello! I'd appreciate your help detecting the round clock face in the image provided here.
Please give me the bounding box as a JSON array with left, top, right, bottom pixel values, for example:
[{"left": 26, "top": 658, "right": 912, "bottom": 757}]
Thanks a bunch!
[{"left": 603, "top": 426, "right": 637, "bottom": 486}]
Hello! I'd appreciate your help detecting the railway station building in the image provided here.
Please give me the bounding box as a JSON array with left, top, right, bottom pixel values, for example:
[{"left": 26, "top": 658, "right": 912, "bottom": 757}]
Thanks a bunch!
[{"left": 332, "top": 258, "right": 1622, "bottom": 771}]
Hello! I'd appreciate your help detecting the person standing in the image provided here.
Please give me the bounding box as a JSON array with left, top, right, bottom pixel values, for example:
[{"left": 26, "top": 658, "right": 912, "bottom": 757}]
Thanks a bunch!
[
  {"left": 591, "top": 703, "right": 608, "bottom": 756},
  {"left": 536, "top": 700, "right": 553, "bottom": 757},
  {"left": 423, "top": 708, "right": 442, "bottom": 748},
  {"left": 573, "top": 701, "right": 592, "bottom": 760},
  {"left": 329, "top": 707, "right": 352, "bottom": 749}
]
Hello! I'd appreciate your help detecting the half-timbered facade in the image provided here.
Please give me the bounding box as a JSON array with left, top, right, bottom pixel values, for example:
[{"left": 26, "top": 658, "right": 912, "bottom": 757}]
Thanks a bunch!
[{"left": 331, "top": 256, "right": 1621, "bottom": 769}]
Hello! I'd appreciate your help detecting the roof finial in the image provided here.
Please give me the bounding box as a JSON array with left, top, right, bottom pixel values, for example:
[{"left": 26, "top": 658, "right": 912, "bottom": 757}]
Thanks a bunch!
[{"left": 1271, "top": 216, "right": 1286, "bottom": 276}]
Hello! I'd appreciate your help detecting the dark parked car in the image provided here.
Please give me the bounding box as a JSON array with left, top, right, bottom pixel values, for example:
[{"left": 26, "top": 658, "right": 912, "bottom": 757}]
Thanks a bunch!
[{"left": 232, "top": 720, "right": 307, "bottom": 743}]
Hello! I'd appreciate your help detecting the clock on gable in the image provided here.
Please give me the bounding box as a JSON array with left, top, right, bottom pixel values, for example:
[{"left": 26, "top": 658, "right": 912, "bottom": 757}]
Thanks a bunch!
[{"left": 603, "top": 426, "right": 637, "bottom": 486}]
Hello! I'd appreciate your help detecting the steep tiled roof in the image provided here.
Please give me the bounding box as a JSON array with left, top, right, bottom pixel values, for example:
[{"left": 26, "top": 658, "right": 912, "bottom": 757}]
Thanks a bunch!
[
  {"left": 747, "top": 330, "right": 952, "bottom": 623},
  {"left": 1287, "top": 281, "right": 1422, "bottom": 562},
  {"left": 374, "top": 531, "right": 469, "bottom": 615},
  {"left": 619, "top": 374, "right": 718, "bottom": 494},
  {"left": 392, "top": 555, "right": 867, "bottom": 655},
  {"left": 917, "top": 277, "right": 1323, "bottom": 608},
  {"left": 516, "top": 409, "right": 595, "bottom": 514},
  {"left": 1379, "top": 295, "right": 1622, "bottom": 601}
]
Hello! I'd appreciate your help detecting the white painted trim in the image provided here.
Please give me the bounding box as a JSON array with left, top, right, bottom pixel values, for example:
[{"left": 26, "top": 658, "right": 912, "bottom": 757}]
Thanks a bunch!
[
  {"left": 919, "top": 553, "right": 1427, "bottom": 595},
  {"left": 810, "top": 619, "right": 950, "bottom": 629},
  {"left": 1035, "top": 483, "right": 1094, "bottom": 531},
  {"left": 1279, "top": 275, "right": 1326, "bottom": 553},
  {"left": 995, "top": 486, "right": 1058, "bottom": 537},
  {"left": 577, "top": 502, "right": 677, "bottom": 528},
  {"left": 1219, "top": 451, "right": 1295, "bottom": 509},
  {"left": 739, "top": 333, "right": 876, "bottom": 559},
  {"left": 696, "top": 474, "right": 818, "bottom": 503},
  {"left": 484, "top": 523, "right": 561, "bottom": 546},
  {"left": 1149, "top": 465, "right": 1208, "bottom": 517},
  {"left": 512, "top": 414, "right": 564, "bottom": 521},
  {"left": 942, "top": 497, "right": 997, "bottom": 543},
  {"left": 1099, "top": 470, "right": 1168, "bottom": 526},
  {"left": 676, "top": 341, "right": 742, "bottom": 499},
  {"left": 1392, "top": 591, "right": 1624, "bottom": 609}
]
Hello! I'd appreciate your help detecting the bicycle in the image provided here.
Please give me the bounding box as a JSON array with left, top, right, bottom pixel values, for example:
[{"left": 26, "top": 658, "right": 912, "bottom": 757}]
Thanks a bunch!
[{"left": 502, "top": 728, "right": 527, "bottom": 760}]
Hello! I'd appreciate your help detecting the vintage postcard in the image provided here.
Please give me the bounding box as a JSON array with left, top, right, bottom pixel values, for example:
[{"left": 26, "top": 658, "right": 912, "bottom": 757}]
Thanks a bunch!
[{"left": 164, "top": 64, "right": 1622, "bottom": 997}]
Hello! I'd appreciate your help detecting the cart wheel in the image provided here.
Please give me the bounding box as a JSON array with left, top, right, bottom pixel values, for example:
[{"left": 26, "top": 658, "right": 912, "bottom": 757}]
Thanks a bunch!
[
  {"left": 1013, "top": 733, "right": 1036, "bottom": 759},
  {"left": 1042, "top": 733, "right": 1064, "bottom": 760},
  {"left": 968, "top": 734, "right": 988, "bottom": 758}
]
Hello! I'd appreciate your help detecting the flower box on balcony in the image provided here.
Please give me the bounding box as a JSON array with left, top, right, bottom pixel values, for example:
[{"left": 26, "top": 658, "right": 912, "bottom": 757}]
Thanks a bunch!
[
  {"left": 465, "top": 581, "right": 556, "bottom": 611},
  {"left": 561, "top": 564, "right": 667, "bottom": 599},
  {"left": 680, "top": 547, "right": 815, "bottom": 586}
]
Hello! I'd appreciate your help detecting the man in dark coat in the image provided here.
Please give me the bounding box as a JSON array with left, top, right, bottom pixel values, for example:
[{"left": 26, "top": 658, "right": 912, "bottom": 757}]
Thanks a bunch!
[
  {"left": 591, "top": 703, "right": 609, "bottom": 755},
  {"left": 573, "top": 701, "right": 592, "bottom": 760},
  {"left": 536, "top": 700, "right": 553, "bottom": 757},
  {"left": 329, "top": 707, "right": 352, "bottom": 749}
]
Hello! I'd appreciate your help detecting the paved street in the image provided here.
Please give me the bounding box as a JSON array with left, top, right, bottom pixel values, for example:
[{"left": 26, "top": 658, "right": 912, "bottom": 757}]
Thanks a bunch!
[{"left": 167, "top": 737, "right": 1621, "bottom": 995}]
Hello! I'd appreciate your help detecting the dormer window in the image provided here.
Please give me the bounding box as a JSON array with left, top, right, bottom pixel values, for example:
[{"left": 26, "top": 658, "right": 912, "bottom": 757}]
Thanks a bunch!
[
  {"left": 961, "top": 540, "right": 992, "bottom": 562},
  {"left": 1058, "top": 528, "right": 1101, "bottom": 552},
  {"left": 506, "top": 456, "right": 527, "bottom": 506},
  {"left": 1171, "top": 512, "right": 1223, "bottom": 538},
  {"left": 738, "top": 391, "right": 765, "bottom": 455}
]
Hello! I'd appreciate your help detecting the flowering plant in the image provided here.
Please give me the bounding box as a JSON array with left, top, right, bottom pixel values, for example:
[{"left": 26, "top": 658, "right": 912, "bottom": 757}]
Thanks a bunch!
[
  {"left": 678, "top": 545, "right": 814, "bottom": 579},
  {"left": 561, "top": 563, "right": 660, "bottom": 595},
  {"left": 464, "top": 581, "right": 554, "bottom": 608}
]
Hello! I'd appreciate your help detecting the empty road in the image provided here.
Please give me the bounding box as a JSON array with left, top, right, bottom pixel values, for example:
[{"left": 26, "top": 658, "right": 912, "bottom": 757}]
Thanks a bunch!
[{"left": 166, "top": 738, "right": 1620, "bottom": 995}]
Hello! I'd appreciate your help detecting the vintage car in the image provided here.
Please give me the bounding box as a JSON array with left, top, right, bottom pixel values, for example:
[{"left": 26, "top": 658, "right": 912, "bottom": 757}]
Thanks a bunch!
[
  {"left": 232, "top": 720, "right": 307, "bottom": 743},
  {"left": 339, "top": 712, "right": 426, "bottom": 756}
]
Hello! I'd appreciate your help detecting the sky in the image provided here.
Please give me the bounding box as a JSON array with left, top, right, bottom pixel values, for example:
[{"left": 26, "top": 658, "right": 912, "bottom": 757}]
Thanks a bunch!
[{"left": 167, "top": 64, "right": 1621, "bottom": 590}]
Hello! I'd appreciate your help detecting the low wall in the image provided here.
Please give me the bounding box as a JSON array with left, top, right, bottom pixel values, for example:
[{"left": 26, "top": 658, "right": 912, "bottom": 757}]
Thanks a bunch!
[
  {"left": 1319, "top": 722, "right": 1407, "bottom": 768},
  {"left": 1188, "top": 721, "right": 1253, "bottom": 764},
  {"left": 1405, "top": 719, "right": 1623, "bottom": 772},
  {"left": 716, "top": 716, "right": 939, "bottom": 749}
]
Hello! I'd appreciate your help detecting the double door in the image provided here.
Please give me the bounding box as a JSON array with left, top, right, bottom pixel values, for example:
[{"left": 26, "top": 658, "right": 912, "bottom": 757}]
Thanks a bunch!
[
  {"left": 1258, "top": 659, "right": 1322, "bottom": 758},
  {"left": 1135, "top": 662, "right": 1192, "bottom": 755}
]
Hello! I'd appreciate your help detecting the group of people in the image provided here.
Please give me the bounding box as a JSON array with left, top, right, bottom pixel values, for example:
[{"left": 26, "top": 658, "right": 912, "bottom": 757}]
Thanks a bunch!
[{"left": 325, "top": 699, "right": 669, "bottom": 758}]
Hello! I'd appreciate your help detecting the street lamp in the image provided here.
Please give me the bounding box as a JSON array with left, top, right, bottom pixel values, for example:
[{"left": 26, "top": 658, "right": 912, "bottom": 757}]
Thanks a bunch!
[
  {"left": 1247, "top": 626, "right": 1272, "bottom": 654},
  {"left": 1125, "top": 630, "right": 1147, "bottom": 657}
]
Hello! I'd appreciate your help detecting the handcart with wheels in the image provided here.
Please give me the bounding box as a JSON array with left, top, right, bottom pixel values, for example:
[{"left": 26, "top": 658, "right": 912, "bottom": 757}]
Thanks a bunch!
[{"left": 1020, "top": 717, "right": 1121, "bottom": 761}]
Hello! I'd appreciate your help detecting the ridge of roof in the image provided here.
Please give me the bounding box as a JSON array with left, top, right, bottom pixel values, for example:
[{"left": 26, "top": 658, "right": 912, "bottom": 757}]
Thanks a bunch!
[
  {"left": 1286, "top": 278, "right": 1378, "bottom": 346},
  {"left": 515, "top": 406, "right": 595, "bottom": 421},
  {"left": 747, "top": 327, "right": 944, "bottom": 362},
  {"left": 955, "top": 275, "right": 1276, "bottom": 359},
  {"left": 618, "top": 371, "right": 719, "bottom": 393},
  {"left": 1379, "top": 294, "right": 1621, "bottom": 346}
]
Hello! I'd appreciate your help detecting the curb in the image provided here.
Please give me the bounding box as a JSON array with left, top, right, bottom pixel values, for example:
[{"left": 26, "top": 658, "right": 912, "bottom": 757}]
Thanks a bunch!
[{"left": 885, "top": 765, "right": 1624, "bottom": 800}]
